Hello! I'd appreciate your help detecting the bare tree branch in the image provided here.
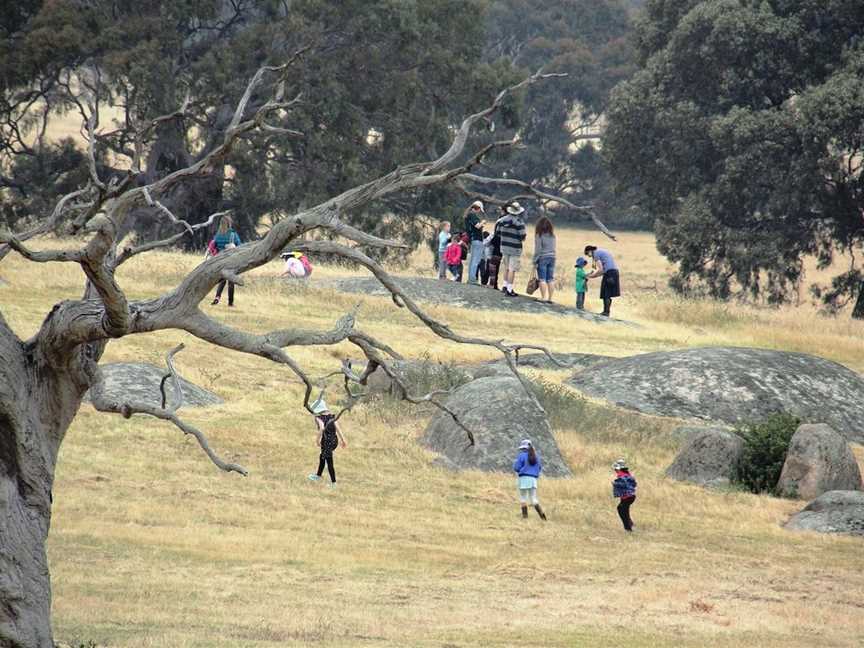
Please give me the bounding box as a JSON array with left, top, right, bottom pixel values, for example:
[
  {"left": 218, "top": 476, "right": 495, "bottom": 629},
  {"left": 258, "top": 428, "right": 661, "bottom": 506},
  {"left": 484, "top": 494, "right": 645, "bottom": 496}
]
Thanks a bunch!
[
  {"left": 87, "top": 344, "right": 248, "bottom": 475},
  {"left": 114, "top": 210, "right": 228, "bottom": 267},
  {"left": 459, "top": 173, "right": 617, "bottom": 240}
]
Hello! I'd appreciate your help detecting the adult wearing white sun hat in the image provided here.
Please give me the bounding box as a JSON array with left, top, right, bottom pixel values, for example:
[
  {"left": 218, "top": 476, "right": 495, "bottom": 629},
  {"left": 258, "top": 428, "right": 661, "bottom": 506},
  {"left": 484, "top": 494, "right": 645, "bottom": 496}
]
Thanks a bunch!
[{"left": 497, "top": 201, "right": 527, "bottom": 297}]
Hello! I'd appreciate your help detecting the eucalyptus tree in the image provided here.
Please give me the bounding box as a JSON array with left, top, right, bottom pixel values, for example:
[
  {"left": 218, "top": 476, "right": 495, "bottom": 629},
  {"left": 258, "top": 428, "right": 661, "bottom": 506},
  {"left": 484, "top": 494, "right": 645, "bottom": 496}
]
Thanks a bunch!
[{"left": 606, "top": 0, "right": 864, "bottom": 315}]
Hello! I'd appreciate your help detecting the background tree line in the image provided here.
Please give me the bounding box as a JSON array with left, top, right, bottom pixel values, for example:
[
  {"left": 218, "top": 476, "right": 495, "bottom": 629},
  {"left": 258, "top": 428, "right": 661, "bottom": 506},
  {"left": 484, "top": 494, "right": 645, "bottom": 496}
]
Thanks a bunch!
[{"left": 0, "top": 0, "right": 647, "bottom": 266}]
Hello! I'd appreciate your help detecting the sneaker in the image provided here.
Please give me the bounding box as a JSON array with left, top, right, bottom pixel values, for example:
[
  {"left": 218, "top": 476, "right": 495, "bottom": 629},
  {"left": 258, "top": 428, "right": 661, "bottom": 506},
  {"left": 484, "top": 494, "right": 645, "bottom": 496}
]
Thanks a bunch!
[
  {"left": 329, "top": 482, "right": 337, "bottom": 488},
  {"left": 507, "top": 290, "right": 518, "bottom": 298},
  {"left": 307, "top": 474, "right": 321, "bottom": 481},
  {"left": 211, "top": 298, "right": 219, "bottom": 305}
]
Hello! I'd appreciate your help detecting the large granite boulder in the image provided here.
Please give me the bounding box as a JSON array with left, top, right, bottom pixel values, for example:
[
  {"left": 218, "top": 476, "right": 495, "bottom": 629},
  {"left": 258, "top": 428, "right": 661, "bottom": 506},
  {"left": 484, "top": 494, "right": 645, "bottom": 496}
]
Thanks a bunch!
[
  {"left": 329, "top": 276, "right": 636, "bottom": 325},
  {"left": 665, "top": 427, "right": 744, "bottom": 488},
  {"left": 784, "top": 490, "right": 864, "bottom": 536},
  {"left": 568, "top": 347, "right": 864, "bottom": 442},
  {"left": 776, "top": 424, "right": 862, "bottom": 500},
  {"left": 84, "top": 363, "right": 222, "bottom": 408},
  {"left": 422, "top": 375, "right": 571, "bottom": 476}
]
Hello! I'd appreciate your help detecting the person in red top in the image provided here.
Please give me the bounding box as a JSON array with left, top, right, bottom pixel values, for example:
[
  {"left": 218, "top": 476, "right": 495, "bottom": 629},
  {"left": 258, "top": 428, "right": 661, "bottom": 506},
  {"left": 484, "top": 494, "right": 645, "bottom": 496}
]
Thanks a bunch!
[
  {"left": 444, "top": 233, "right": 465, "bottom": 281},
  {"left": 612, "top": 459, "right": 637, "bottom": 532}
]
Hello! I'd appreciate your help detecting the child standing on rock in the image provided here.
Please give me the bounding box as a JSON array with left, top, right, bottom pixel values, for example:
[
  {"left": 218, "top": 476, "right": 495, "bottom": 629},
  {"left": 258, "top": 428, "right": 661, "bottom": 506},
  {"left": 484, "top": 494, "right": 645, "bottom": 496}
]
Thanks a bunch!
[
  {"left": 574, "top": 256, "right": 588, "bottom": 310},
  {"left": 513, "top": 439, "right": 547, "bottom": 520},
  {"left": 612, "top": 459, "right": 637, "bottom": 531},
  {"left": 308, "top": 399, "right": 346, "bottom": 487}
]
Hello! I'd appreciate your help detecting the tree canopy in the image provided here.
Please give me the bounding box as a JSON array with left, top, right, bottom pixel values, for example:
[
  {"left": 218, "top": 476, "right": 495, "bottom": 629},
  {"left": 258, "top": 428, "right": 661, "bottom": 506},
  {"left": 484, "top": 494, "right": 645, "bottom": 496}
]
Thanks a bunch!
[
  {"left": 605, "top": 0, "right": 864, "bottom": 316},
  {"left": 1, "top": 0, "right": 642, "bottom": 257}
]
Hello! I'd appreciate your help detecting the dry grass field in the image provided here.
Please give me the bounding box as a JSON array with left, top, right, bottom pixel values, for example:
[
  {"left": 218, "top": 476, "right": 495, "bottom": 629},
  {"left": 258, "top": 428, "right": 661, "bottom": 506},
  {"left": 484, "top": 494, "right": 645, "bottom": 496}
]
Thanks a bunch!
[{"left": 2, "top": 226, "right": 864, "bottom": 647}]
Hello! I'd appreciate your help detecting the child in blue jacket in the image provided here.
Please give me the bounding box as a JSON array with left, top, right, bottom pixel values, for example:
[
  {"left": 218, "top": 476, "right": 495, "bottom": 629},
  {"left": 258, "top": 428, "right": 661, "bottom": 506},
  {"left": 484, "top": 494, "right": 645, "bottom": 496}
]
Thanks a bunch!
[
  {"left": 513, "top": 439, "right": 547, "bottom": 520},
  {"left": 612, "top": 459, "right": 637, "bottom": 532}
]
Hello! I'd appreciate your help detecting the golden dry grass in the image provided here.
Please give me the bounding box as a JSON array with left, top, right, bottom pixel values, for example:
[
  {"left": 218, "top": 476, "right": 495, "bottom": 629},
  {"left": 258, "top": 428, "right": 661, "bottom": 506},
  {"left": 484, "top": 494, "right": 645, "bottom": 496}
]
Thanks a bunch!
[{"left": 2, "top": 228, "right": 864, "bottom": 647}]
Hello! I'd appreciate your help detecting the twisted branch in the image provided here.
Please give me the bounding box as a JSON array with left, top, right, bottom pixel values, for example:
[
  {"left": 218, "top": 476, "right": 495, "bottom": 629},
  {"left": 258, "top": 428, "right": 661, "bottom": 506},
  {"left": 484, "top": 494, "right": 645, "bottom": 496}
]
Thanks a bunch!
[{"left": 88, "top": 344, "right": 248, "bottom": 476}]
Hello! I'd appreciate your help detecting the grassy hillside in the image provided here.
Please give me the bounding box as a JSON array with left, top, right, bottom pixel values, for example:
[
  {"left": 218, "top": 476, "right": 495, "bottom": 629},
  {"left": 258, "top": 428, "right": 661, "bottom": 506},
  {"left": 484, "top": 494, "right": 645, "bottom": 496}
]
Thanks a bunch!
[{"left": 2, "top": 228, "right": 863, "bottom": 647}]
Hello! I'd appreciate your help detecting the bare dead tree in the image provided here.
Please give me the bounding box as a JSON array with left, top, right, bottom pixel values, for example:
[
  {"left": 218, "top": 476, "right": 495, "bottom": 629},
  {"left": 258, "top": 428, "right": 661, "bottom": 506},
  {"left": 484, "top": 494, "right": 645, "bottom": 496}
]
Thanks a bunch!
[{"left": 0, "top": 61, "right": 604, "bottom": 646}]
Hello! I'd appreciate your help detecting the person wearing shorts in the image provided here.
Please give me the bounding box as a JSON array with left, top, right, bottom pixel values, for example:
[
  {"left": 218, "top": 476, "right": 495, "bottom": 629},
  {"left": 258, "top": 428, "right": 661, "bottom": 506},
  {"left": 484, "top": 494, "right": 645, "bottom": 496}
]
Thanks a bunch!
[
  {"left": 497, "top": 202, "right": 527, "bottom": 297},
  {"left": 532, "top": 216, "right": 557, "bottom": 303},
  {"left": 512, "top": 439, "right": 547, "bottom": 521}
]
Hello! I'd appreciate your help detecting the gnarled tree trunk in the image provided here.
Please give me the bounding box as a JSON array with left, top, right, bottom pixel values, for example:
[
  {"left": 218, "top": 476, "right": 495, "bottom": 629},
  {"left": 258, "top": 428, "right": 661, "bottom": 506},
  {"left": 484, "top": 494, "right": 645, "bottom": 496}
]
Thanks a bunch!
[{"left": 0, "top": 324, "right": 92, "bottom": 647}]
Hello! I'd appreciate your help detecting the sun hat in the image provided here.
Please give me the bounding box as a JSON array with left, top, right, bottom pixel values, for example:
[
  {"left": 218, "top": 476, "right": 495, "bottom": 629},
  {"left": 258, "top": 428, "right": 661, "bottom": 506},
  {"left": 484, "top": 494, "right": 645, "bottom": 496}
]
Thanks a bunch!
[
  {"left": 470, "top": 200, "right": 485, "bottom": 212},
  {"left": 575, "top": 256, "right": 588, "bottom": 268},
  {"left": 505, "top": 201, "right": 525, "bottom": 216},
  {"left": 612, "top": 459, "right": 628, "bottom": 471},
  {"left": 518, "top": 439, "right": 532, "bottom": 450},
  {"left": 311, "top": 398, "right": 329, "bottom": 415}
]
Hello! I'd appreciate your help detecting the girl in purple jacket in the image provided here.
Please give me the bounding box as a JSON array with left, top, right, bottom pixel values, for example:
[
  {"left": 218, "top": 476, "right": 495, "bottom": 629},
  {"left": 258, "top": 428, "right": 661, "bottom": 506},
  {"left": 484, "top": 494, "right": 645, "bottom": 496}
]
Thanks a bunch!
[{"left": 513, "top": 439, "right": 547, "bottom": 520}]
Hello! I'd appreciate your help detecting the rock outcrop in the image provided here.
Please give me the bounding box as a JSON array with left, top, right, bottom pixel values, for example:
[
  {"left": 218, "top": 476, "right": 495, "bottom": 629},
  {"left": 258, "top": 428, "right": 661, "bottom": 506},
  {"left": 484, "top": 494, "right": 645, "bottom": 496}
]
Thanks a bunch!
[
  {"left": 568, "top": 347, "right": 864, "bottom": 442},
  {"left": 330, "top": 276, "right": 635, "bottom": 324},
  {"left": 776, "top": 424, "right": 862, "bottom": 500},
  {"left": 784, "top": 490, "right": 864, "bottom": 536},
  {"left": 85, "top": 363, "right": 222, "bottom": 408},
  {"left": 422, "top": 375, "right": 571, "bottom": 476},
  {"left": 665, "top": 427, "right": 744, "bottom": 488}
]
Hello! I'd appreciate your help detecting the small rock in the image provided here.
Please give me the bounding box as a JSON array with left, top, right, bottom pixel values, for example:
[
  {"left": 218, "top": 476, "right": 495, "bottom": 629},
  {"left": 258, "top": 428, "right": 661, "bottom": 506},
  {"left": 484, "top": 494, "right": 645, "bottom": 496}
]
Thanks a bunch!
[
  {"left": 776, "top": 424, "right": 862, "bottom": 500},
  {"left": 784, "top": 490, "right": 864, "bottom": 536},
  {"left": 665, "top": 428, "right": 744, "bottom": 488}
]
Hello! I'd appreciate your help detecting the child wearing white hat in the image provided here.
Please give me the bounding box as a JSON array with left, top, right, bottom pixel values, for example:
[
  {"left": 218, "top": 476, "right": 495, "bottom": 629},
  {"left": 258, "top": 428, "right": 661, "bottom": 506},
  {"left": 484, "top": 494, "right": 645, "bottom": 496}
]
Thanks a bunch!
[
  {"left": 512, "top": 439, "right": 547, "bottom": 520},
  {"left": 308, "top": 398, "right": 347, "bottom": 486}
]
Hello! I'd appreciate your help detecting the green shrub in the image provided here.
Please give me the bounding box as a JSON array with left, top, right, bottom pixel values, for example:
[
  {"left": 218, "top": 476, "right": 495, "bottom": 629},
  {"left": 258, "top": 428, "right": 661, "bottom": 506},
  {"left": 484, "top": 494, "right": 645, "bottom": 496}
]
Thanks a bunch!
[{"left": 734, "top": 413, "right": 801, "bottom": 495}]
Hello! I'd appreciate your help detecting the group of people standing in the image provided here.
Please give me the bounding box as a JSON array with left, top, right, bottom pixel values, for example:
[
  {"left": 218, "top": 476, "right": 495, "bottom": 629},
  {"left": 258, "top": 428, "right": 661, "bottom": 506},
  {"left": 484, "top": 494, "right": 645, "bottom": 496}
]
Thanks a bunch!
[
  {"left": 436, "top": 200, "right": 622, "bottom": 317},
  {"left": 513, "top": 440, "right": 638, "bottom": 532},
  {"left": 438, "top": 199, "right": 528, "bottom": 295}
]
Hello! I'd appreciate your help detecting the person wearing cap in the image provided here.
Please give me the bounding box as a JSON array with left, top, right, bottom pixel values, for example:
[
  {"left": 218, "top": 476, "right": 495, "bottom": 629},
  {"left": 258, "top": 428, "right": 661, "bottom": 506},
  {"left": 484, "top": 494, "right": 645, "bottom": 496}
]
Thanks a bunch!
[
  {"left": 464, "top": 200, "right": 487, "bottom": 285},
  {"left": 611, "top": 459, "right": 637, "bottom": 532},
  {"left": 512, "top": 439, "right": 547, "bottom": 520},
  {"left": 308, "top": 398, "right": 347, "bottom": 486},
  {"left": 497, "top": 201, "right": 527, "bottom": 297},
  {"left": 574, "top": 256, "right": 589, "bottom": 310},
  {"left": 584, "top": 245, "right": 620, "bottom": 317}
]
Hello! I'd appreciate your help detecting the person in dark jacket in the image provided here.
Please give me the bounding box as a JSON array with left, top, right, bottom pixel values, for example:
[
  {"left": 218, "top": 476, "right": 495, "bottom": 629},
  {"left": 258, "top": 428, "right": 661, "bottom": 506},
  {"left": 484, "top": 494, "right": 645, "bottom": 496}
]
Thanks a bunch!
[
  {"left": 612, "top": 458, "right": 637, "bottom": 532},
  {"left": 308, "top": 399, "right": 347, "bottom": 486},
  {"left": 513, "top": 439, "right": 547, "bottom": 520},
  {"left": 483, "top": 219, "right": 503, "bottom": 289}
]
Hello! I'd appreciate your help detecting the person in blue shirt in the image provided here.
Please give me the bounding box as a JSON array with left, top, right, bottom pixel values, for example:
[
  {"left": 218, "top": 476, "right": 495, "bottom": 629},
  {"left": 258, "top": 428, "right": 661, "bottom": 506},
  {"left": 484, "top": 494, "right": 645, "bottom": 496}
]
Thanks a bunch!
[
  {"left": 584, "top": 245, "right": 620, "bottom": 317},
  {"left": 209, "top": 215, "right": 242, "bottom": 306},
  {"left": 512, "top": 439, "right": 547, "bottom": 520}
]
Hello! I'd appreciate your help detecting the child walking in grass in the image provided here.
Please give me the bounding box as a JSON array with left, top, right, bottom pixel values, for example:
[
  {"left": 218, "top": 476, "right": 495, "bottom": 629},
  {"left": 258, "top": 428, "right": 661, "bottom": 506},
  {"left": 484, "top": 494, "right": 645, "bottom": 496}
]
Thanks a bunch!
[
  {"left": 308, "top": 399, "right": 346, "bottom": 486},
  {"left": 612, "top": 459, "right": 637, "bottom": 531},
  {"left": 513, "top": 439, "right": 547, "bottom": 520},
  {"left": 574, "top": 256, "right": 588, "bottom": 310}
]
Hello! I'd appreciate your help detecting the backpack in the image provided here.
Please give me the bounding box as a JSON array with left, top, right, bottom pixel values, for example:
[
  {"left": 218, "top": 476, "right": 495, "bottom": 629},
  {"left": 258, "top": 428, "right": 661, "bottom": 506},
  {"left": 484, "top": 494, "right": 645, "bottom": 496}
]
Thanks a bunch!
[
  {"left": 444, "top": 242, "right": 462, "bottom": 265},
  {"left": 299, "top": 254, "right": 312, "bottom": 276}
]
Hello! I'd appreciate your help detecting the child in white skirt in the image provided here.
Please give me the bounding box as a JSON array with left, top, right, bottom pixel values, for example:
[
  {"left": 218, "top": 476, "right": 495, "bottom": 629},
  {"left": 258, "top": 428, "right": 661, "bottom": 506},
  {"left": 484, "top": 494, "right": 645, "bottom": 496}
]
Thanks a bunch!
[{"left": 512, "top": 439, "right": 547, "bottom": 520}]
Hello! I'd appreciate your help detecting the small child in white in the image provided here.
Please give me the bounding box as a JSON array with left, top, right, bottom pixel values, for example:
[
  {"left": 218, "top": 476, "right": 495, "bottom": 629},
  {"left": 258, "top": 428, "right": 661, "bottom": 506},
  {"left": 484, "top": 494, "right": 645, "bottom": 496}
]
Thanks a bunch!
[{"left": 512, "top": 439, "right": 547, "bottom": 520}]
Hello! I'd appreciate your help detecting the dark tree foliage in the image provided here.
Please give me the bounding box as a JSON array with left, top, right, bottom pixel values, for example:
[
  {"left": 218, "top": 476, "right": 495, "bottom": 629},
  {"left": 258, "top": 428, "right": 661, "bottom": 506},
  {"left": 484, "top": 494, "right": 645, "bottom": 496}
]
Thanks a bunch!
[
  {"left": 481, "top": 0, "right": 640, "bottom": 228},
  {"left": 605, "top": 0, "right": 864, "bottom": 316},
  {"left": 0, "top": 0, "right": 514, "bottom": 257},
  {"left": 1, "top": 1, "right": 647, "bottom": 257}
]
